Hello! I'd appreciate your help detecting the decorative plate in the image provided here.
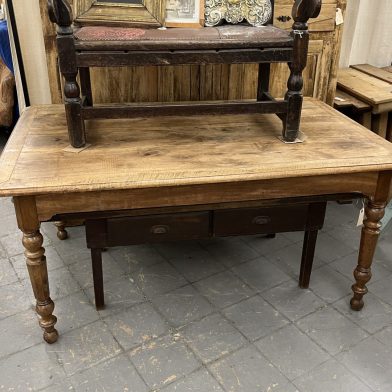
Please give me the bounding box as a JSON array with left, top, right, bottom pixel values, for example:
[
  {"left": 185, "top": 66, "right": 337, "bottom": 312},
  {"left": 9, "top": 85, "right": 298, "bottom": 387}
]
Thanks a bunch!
[{"left": 205, "top": 0, "right": 273, "bottom": 27}]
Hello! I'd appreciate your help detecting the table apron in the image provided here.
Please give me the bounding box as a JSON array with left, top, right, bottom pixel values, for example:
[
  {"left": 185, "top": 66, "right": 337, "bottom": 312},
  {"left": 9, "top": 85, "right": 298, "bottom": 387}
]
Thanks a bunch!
[{"left": 34, "top": 172, "right": 380, "bottom": 221}]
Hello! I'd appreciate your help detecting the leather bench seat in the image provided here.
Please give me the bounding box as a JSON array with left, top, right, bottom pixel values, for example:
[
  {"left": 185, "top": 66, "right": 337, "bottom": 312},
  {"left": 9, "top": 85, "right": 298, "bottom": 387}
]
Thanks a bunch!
[{"left": 74, "top": 25, "right": 294, "bottom": 51}]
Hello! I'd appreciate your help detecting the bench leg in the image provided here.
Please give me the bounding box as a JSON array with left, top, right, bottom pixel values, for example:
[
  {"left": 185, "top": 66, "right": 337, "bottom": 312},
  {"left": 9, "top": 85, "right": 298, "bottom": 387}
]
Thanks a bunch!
[
  {"left": 80, "top": 67, "right": 93, "bottom": 107},
  {"left": 63, "top": 70, "right": 86, "bottom": 148},
  {"left": 257, "top": 63, "right": 271, "bottom": 101},
  {"left": 91, "top": 248, "right": 105, "bottom": 310},
  {"left": 299, "top": 229, "right": 318, "bottom": 288}
]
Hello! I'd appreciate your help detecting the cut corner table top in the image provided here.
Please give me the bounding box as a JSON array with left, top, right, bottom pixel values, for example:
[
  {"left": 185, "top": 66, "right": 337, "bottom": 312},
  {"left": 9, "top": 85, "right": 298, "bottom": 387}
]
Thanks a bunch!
[{"left": 1, "top": 98, "right": 392, "bottom": 197}]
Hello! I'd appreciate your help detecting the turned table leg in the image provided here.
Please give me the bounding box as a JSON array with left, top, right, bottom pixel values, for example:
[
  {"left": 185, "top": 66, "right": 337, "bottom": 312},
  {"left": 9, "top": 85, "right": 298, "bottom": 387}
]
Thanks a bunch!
[
  {"left": 351, "top": 172, "right": 391, "bottom": 311},
  {"left": 14, "top": 196, "right": 58, "bottom": 343}
]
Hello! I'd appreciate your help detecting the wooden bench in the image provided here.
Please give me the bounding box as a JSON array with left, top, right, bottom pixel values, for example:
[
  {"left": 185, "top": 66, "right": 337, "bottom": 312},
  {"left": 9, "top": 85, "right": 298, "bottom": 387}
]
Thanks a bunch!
[
  {"left": 338, "top": 66, "right": 392, "bottom": 141},
  {"left": 48, "top": 0, "right": 322, "bottom": 147}
]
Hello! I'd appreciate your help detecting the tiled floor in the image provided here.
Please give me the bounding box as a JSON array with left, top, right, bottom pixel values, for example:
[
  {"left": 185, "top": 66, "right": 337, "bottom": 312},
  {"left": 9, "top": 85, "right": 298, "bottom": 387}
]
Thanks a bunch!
[{"left": 1, "top": 197, "right": 392, "bottom": 392}]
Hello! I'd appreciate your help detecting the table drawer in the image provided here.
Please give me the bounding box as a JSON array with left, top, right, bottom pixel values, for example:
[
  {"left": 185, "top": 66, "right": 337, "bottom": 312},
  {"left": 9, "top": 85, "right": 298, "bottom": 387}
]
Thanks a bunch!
[
  {"left": 213, "top": 205, "right": 309, "bottom": 237},
  {"left": 106, "top": 211, "right": 210, "bottom": 246}
]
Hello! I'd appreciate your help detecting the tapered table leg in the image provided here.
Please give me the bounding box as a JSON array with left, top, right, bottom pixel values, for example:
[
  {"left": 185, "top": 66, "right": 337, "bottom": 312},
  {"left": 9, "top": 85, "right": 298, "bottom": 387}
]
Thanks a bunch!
[
  {"left": 351, "top": 172, "right": 392, "bottom": 311},
  {"left": 14, "top": 196, "right": 58, "bottom": 343}
]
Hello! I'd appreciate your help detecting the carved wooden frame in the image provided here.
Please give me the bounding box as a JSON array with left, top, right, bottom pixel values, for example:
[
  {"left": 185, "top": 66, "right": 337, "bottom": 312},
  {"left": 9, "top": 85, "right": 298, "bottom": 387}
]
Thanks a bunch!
[{"left": 73, "top": 0, "right": 166, "bottom": 27}]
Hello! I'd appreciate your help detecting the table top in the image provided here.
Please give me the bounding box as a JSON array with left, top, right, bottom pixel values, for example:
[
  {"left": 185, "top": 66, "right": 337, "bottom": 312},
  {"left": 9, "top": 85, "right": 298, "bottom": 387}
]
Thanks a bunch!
[
  {"left": 338, "top": 68, "right": 392, "bottom": 106},
  {"left": 1, "top": 98, "right": 392, "bottom": 197}
]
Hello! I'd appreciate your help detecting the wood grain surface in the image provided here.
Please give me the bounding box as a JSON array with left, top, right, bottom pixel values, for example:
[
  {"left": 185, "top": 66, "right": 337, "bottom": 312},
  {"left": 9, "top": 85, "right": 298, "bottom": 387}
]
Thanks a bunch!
[{"left": 1, "top": 98, "right": 392, "bottom": 198}]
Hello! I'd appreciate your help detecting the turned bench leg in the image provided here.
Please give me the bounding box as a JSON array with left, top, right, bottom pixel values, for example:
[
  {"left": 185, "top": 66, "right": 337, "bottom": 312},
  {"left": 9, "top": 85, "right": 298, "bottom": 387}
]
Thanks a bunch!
[
  {"left": 14, "top": 196, "right": 58, "bottom": 344},
  {"left": 91, "top": 248, "right": 105, "bottom": 310}
]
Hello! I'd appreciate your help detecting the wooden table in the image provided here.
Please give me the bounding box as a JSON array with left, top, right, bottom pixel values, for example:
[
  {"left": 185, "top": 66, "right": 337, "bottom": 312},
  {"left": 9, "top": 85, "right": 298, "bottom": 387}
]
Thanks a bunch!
[
  {"left": 1, "top": 98, "right": 392, "bottom": 344},
  {"left": 338, "top": 67, "right": 392, "bottom": 140}
]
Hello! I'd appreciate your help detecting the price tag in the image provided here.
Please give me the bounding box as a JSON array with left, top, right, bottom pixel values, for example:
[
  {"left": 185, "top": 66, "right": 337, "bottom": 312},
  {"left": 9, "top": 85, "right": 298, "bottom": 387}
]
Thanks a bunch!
[
  {"left": 357, "top": 200, "right": 365, "bottom": 227},
  {"left": 336, "top": 8, "right": 344, "bottom": 26}
]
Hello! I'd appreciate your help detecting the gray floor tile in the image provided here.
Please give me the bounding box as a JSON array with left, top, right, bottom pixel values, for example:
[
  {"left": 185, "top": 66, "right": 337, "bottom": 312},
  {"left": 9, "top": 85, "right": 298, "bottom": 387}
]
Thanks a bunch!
[
  {"left": 375, "top": 236, "right": 392, "bottom": 267},
  {"left": 223, "top": 295, "right": 289, "bottom": 341},
  {"left": 314, "top": 232, "right": 356, "bottom": 263},
  {"left": 53, "top": 320, "right": 122, "bottom": 376},
  {"left": 242, "top": 233, "right": 293, "bottom": 256},
  {"left": 369, "top": 276, "right": 392, "bottom": 307},
  {"left": 232, "top": 257, "right": 291, "bottom": 293},
  {"left": 194, "top": 270, "right": 255, "bottom": 309},
  {"left": 181, "top": 313, "right": 247, "bottom": 364},
  {"left": 85, "top": 275, "right": 145, "bottom": 316},
  {"left": 333, "top": 293, "right": 392, "bottom": 334},
  {"left": 70, "top": 354, "right": 148, "bottom": 392},
  {"left": 52, "top": 236, "right": 91, "bottom": 265},
  {"left": 0, "top": 242, "right": 6, "bottom": 259},
  {"left": 151, "top": 285, "right": 213, "bottom": 328},
  {"left": 327, "top": 223, "right": 362, "bottom": 250},
  {"left": 129, "top": 334, "right": 200, "bottom": 390},
  {"left": 0, "top": 213, "right": 19, "bottom": 238},
  {"left": 11, "top": 245, "right": 65, "bottom": 281},
  {"left": 40, "top": 379, "right": 75, "bottom": 392},
  {"left": 337, "top": 336, "right": 392, "bottom": 391},
  {"left": 0, "top": 310, "right": 42, "bottom": 358},
  {"left": 0, "top": 281, "right": 31, "bottom": 320},
  {"left": 161, "top": 368, "right": 224, "bottom": 392},
  {"left": 267, "top": 242, "right": 325, "bottom": 280},
  {"left": 374, "top": 326, "right": 392, "bottom": 349},
  {"left": 68, "top": 252, "right": 124, "bottom": 289},
  {"left": 262, "top": 280, "right": 325, "bottom": 321},
  {"left": 131, "top": 262, "right": 187, "bottom": 297},
  {"left": 109, "top": 244, "right": 166, "bottom": 274},
  {"left": 293, "top": 358, "right": 373, "bottom": 392},
  {"left": 201, "top": 237, "right": 259, "bottom": 268},
  {"left": 154, "top": 241, "right": 205, "bottom": 260},
  {"left": 104, "top": 302, "right": 168, "bottom": 350},
  {"left": 323, "top": 202, "right": 357, "bottom": 229},
  {"left": 0, "top": 343, "right": 65, "bottom": 391},
  {"left": 329, "top": 251, "right": 391, "bottom": 284},
  {"left": 308, "top": 264, "right": 352, "bottom": 303},
  {"left": 256, "top": 324, "right": 330, "bottom": 380},
  {"left": 0, "top": 197, "right": 16, "bottom": 218},
  {"left": 168, "top": 251, "right": 226, "bottom": 283},
  {"left": 209, "top": 345, "right": 295, "bottom": 392},
  {"left": 55, "top": 291, "right": 100, "bottom": 334},
  {"left": 296, "top": 306, "right": 368, "bottom": 355},
  {"left": 23, "top": 266, "right": 81, "bottom": 302},
  {"left": 283, "top": 230, "right": 305, "bottom": 243},
  {"left": 0, "top": 257, "right": 18, "bottom": 287}
]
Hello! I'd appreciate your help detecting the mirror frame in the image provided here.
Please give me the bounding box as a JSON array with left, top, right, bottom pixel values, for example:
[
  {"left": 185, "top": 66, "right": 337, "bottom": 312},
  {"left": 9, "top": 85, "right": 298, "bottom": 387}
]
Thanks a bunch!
[{"left": 73, "top": 0, "right": 165, "bottom": 27}]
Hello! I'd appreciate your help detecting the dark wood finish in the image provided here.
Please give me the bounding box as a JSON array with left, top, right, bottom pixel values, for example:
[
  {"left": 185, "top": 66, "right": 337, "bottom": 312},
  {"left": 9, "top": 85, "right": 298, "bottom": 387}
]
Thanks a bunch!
[
  {"left": 214, "top": 204, "right": 309, "bottom": 236},
  {"left": 85, "top": 201, "right": 326, "bottom": 309},
  {"left": 282, "top": 0, "right": 322, "bottom": 141},
  {"left": 106, "top": 211, "right": 210, "bottom": 246},
  {"left": 351, "top": 172, "right": 392, "bottom": 311},
  {"left": 83, "top": 100, "right": 289, "bottom": 119},
  {"left": 91, "top": 248, "right": 104, "bottom": 309},
  {"left": 47, "top": 0, "right": 322, "bottom": 147}
]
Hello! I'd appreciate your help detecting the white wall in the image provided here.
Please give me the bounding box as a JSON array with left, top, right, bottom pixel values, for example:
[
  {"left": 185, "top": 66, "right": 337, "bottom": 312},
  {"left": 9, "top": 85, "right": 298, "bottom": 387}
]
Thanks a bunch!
[
  {"left": 340, "top": 0, "right": 392, "bottom": 68},
  {"left": 13, "top": 0, "right": 51, "bottom": 104}
]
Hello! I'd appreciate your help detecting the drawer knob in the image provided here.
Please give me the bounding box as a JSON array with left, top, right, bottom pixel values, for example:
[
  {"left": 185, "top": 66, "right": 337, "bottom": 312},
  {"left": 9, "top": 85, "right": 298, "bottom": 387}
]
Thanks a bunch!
[
  {"left": 151, "top": 225, "right": 169, "bottom": 234},
  {"left": 277, "top": 15, "right": 291, "bottom": 22},
  {"left": 253, "top": 216, "right": 271, "bottom": 225}
]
